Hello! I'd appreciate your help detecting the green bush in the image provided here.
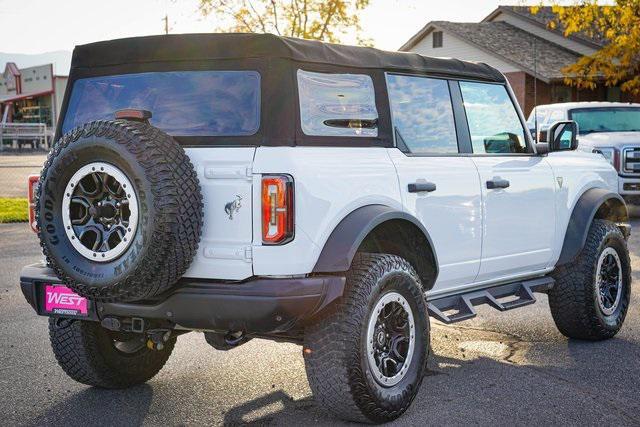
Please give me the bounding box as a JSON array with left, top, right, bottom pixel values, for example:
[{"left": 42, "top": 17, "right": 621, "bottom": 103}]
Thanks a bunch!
[{"left": 0, "top": 198, "right": 29, "bottom": 223}]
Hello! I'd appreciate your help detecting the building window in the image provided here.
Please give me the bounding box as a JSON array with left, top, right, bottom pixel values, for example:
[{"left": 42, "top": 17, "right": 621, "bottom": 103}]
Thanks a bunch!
[
  {"left": 552, "top": 85, "right": 572, "bottom": 103},
  {"left": 432, "top": 31, "right": 443, "bottom": 48},
  {"left": 607, "top": 86, "right": 621, "bottom": 102}
]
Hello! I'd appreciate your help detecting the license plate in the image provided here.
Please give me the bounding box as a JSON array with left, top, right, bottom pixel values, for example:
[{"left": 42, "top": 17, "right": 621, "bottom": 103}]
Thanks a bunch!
[{"left": 43, "top": 284, "right": 89, "bottom": 317}]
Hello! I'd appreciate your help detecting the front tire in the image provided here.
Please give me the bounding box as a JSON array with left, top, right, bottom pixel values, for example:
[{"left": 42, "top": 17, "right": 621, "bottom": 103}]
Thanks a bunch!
[
  {"left": 304, "top": 253, "right": 430, "bottom": 423},
  {"left": 49, "top": 318, "right": 175, "bottom": 388},
  {"left": 550, "top": 219, "right": 631, "bottom": 340}
]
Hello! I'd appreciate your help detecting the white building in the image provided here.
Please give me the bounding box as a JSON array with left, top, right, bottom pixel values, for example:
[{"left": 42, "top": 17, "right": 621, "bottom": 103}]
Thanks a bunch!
[{"left": 399, "top": 6, "right": 638, "bottom": 116}]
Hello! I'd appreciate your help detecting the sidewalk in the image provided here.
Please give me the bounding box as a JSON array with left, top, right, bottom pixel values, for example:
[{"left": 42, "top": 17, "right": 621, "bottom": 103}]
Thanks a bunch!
[{"left": 0, "top": 154, "right": 46, "bottom": 198}]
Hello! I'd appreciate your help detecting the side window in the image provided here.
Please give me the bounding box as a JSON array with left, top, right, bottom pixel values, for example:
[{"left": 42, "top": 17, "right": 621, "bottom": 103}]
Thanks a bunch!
[
  {"left": 527, "top": 108, "right": 547, "bottom": 128},
  {"left": 459, "top": 81, "right": 528, "bottom": 154},
  {"left": 549, "top": 109, "right": 565, "bottom": 123},
  {"left": 297, "top": 69, "right": 378, "bottom": 137},
  {"left": 386, "top": 74, "right": 458, "bottom": 154},
  {"left": 540, "top": 110, "right": 551, "bottom": 125}
]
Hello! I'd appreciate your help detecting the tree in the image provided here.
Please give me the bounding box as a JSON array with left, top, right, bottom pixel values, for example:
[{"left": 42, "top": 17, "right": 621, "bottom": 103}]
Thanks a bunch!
[
  {"left": 534, "top": 1, "right": 640, "bottom": 95},
  {"left": 198, "top": 0, "right": 372, "bottom": 45}
]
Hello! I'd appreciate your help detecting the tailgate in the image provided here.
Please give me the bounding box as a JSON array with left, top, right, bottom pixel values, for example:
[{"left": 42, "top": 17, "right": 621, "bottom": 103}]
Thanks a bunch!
[{"left": 183, "top": 147, "right": 256, "bottom": 280}]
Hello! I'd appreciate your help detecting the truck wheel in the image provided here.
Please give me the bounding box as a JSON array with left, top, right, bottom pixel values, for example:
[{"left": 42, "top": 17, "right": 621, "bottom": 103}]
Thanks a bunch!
[
  {"left": 304, "top": 253, "right": 430, "bottom": 423},
  {"left": 550, "top": 219, "right": 631, "bottom": 340},
  {"left": 49, "top": 318, "right": 175, "bottom": 388},
  {"left": 36, "top": 120, "right": 203, "bottom": 302}
]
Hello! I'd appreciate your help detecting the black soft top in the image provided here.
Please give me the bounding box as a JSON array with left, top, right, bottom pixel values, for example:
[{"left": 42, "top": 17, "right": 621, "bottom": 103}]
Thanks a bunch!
[
  {"left": 71, "top": 33, "right": 505, "bottom": 83},
  {"left": 58, "top": 33, "right": 509, "bottom": 147}
]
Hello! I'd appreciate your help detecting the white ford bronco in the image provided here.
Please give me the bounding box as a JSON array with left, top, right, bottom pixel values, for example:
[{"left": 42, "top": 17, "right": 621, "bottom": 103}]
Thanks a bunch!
[{"left": 20, "top": 34, "right": 632, "bottom": 423}]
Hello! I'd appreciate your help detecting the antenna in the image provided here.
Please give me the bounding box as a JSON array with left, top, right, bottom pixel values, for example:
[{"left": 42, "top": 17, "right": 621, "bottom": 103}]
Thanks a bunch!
[
  {"left": 533, "top": 36, "right": 538, "bottom": 139},
  {"left": 163, "top": 14, "right": 169, "bottom": 35}
]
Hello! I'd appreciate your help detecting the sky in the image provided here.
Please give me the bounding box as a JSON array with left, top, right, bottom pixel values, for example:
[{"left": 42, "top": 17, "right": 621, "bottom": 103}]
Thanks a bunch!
[{"left": 0, "top": 0, "right": 577, "bottom": 55}]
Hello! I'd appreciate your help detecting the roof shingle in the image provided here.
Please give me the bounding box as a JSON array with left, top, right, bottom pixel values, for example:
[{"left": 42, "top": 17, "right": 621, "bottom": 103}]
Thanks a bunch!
[
  {"left": 430, "top": 21, "right": 581, "bottom": 81},
  {"left": 496, "top": 6, "right": 606, "bottom": 47}
]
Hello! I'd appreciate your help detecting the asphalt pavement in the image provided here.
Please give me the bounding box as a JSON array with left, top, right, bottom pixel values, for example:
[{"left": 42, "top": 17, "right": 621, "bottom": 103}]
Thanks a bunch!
[{"left": 0, "top": 221, "right": 639, "bottom": 426}]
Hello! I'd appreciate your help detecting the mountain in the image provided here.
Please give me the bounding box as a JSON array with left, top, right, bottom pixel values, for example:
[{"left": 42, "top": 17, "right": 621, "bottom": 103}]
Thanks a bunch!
[{"left": 0, "top": 51, "right": 72, "bottom": 76}]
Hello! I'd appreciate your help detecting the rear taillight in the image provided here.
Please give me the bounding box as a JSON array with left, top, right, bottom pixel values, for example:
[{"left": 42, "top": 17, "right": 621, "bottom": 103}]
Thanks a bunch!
[
  {"left": 261, "top": 175, "right": 294, "bottom": 245},
  {"left": 27, "top": 175, "right": 39, "bottom": 233}
]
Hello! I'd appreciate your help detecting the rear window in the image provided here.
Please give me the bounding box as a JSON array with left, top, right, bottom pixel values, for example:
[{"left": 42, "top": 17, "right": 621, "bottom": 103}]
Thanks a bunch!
[{"left": 62, "top": 71, "right": 261, "bottom": 137}]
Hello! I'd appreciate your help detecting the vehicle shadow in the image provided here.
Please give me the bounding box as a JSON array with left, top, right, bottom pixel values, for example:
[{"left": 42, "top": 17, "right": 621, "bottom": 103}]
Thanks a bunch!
[
  {"left": 22, "top": 384, "right": 154, "bottom": 427},
  {"left": 220, "top": 337, "right": 640, "bottom": 426},
  {"left": 18, "top": 326, "right": 640, "bottom": 426}
]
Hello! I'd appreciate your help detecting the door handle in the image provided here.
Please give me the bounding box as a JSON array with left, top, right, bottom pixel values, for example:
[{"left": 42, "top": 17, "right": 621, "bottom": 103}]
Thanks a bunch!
[
  {"left": 486, "top": 178, "right": 510, "bottom": 189},
  {"left": 408, "top": 182, "right": 437, "bottom": 193}
]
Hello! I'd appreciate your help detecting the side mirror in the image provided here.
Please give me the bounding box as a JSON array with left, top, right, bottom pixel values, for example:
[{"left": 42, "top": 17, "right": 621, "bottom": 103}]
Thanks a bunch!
[{"left": 547, "top": 120, "right": 578, "bottom": 151}]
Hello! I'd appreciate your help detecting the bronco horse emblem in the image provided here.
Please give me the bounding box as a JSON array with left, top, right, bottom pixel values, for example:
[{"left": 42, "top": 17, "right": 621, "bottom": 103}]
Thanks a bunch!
[{"left": 224, "top": 195, "right": 242, "bottom": 220}]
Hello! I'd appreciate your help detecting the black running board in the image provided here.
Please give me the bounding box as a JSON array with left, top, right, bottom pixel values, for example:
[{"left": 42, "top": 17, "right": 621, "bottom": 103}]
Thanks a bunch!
[{"left": 427, "top": 276, "right": 554, "bottom": 324}]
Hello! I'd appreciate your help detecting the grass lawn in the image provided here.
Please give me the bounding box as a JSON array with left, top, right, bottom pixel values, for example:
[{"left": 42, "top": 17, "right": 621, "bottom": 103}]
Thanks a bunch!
[{"left": 0, "top": 198, "right": 28, "bottom": 223}]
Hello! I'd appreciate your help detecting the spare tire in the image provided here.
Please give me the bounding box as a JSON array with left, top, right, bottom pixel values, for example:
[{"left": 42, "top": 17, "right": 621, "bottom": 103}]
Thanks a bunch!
[{"left": 36, "top": 120, "right": 203, "bottom": 302}]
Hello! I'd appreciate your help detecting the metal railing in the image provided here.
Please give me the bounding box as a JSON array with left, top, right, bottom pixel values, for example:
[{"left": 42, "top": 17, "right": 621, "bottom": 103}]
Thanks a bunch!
[{"left": 0, "top": 122, "right": 51, "bottom": 151}]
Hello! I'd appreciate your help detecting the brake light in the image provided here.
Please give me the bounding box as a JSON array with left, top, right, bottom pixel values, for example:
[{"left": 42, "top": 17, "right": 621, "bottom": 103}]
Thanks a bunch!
[
  {"left": 27, "top": 175, "right": 39, "bottom": 233},
  {"left": 261, "top": 175, "right": 294, "bottom": 244}
]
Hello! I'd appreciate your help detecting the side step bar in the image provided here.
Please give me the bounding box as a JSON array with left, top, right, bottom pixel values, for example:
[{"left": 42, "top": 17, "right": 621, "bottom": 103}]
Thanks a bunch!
[{"left": 427, "top": 276, "right": 554, "bottom": 324}]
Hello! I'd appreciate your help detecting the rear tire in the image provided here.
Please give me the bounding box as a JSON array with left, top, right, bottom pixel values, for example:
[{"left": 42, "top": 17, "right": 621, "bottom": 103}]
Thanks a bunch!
[
  {"left": 304, "top": 253, "right": 430, "bottom": 423},
  {"left": 550, "top": 219, "right": 631, "bottom": 340},
  {"left": 49, "top": 318, "right": 175, "bottom": 388}
]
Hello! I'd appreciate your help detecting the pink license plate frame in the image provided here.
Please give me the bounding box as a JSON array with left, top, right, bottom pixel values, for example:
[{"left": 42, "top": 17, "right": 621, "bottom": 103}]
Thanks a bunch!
[{"left": 43, "top": 284, "right": 89, "bottom": 317}]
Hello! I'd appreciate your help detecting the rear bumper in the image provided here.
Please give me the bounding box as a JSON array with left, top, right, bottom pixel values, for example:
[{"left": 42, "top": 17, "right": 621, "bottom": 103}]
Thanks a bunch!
[{"left": 20, "top": 263, "right": 345, "bottom": 334}]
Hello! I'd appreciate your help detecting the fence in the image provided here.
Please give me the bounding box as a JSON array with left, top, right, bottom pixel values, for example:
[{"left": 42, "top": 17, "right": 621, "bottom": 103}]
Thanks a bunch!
[{"left": 0, "top": 123, "right": 51, "bottom": 151}]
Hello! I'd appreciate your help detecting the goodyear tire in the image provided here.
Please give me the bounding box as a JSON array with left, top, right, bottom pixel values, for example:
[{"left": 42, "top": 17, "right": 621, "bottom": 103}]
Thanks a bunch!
[
  {"left": 49, "top": 317, "right": 175, "bottom": 388},
  {"left": 37, "top": 120, "right": 203, "bottom": 302},
  {"left": 304, "top": 253, "right": 430, "bottom": 423}
]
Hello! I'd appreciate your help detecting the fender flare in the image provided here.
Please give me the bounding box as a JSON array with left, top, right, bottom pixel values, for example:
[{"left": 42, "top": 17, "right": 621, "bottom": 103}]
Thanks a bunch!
[
  {"left": 312, "top": 204, "right": 438, "bottom": 277},
  {"left": 557, "top": 188, "right": 628, "bottom": 266}
]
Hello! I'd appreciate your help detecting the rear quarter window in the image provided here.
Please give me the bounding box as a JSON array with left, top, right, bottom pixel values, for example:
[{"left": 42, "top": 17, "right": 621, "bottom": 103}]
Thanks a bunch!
[
  {"left": 297, "top": 70, "right": 378, "bottom": 137},
  {"left": 62, "top": 71, "right": 261, "bottom": 137}
]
